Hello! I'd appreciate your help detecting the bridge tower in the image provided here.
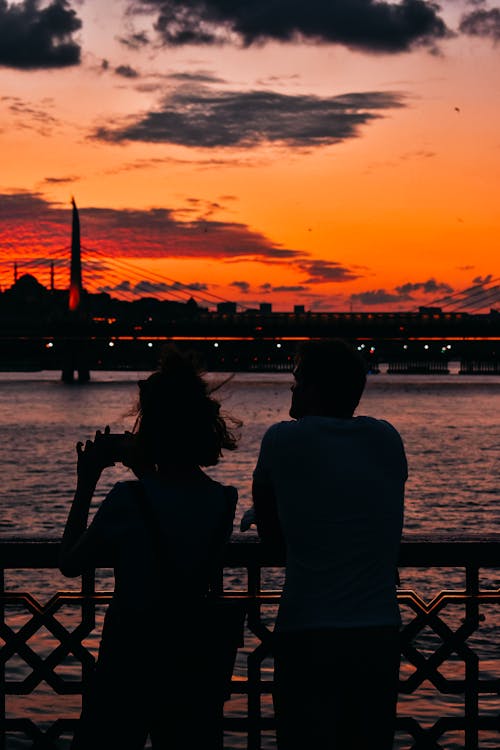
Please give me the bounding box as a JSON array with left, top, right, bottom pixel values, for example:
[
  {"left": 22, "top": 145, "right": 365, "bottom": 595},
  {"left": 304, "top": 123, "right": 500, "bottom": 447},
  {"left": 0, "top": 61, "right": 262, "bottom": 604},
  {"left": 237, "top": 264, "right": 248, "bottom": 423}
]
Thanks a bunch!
[
  {"left": 61, "top": 198, "right": 90, "bottom": 384},
  {"left": 68, "top": 197, "right": 82, "bottom": 312}
]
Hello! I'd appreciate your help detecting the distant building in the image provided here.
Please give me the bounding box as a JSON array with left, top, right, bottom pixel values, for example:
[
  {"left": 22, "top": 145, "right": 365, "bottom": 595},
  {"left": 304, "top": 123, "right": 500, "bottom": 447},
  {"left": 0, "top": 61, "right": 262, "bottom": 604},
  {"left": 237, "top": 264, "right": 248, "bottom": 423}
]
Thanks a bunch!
[
  {"left": 418, "top": 306, "right": 442, "bottom": 314},
  {"left": 217, "top": 301, "right": 237, "bottom": 314},
  {"left": 294, "top": 305, "right": 306, "bottom": 314},
  {"left": 259, "top": 303, "right": 272, "bottom": 314}
]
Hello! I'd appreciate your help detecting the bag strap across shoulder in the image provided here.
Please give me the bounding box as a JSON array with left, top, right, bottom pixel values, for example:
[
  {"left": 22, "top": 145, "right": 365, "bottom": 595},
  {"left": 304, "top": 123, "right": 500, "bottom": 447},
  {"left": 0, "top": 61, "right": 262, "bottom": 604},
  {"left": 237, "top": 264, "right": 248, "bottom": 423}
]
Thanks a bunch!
[
  {"left": 127, "top": 479, "right": 167, "bottom": 571},
  {"left": 126, "top": 479, "right": 238, "bottom": 587}
]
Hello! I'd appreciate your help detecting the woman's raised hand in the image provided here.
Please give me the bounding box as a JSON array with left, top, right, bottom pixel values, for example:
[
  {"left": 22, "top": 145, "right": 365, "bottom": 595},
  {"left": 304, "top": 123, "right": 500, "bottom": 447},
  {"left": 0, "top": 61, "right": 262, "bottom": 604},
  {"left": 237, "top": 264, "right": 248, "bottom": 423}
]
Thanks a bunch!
[{"left": 76, "top": 426, "right": 115, "bottom": 483}]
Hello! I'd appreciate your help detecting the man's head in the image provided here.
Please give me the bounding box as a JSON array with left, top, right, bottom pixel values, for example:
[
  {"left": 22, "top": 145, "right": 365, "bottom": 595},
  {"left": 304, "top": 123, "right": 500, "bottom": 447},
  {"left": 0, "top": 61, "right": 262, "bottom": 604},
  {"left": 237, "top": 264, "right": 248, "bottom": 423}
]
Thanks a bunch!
[{"left": 289, "top": 339, "right": 367, "bottom": 419}]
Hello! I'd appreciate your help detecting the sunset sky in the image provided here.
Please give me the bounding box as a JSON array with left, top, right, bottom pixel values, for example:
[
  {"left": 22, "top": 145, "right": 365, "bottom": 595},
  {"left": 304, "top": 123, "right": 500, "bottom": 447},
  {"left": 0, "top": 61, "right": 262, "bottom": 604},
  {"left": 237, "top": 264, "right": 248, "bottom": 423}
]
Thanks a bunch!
[{"left": 0, "top": 0, "right": 499, "bottom": 312}]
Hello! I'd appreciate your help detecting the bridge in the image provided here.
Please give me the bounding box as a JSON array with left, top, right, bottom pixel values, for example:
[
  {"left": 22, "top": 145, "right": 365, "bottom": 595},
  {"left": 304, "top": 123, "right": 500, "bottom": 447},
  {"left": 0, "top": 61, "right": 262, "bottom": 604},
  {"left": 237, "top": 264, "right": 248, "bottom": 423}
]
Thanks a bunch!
[
  {"left": 0, "top": 201, "right": 498, "bottom": 378},
  {"left": 1, "top": 312, "right": 499, "bottom": 375}
]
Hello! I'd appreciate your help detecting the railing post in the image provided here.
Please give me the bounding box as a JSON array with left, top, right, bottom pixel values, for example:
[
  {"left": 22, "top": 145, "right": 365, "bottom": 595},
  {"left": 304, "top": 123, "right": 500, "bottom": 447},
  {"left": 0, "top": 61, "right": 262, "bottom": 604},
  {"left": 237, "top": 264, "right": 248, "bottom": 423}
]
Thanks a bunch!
[
  {"left": 465, "top": 563, "right": 479, "bottom": 750},
  {"left": 247, "top": 561, "right": 263, "bottom": 750},
  {"left": 209, "top": 565, "right": 226, "bottom": 748},
  {"left": 78, "top": 568, "right": 97, "bottom": 735},
  {"left": 0, "top": 568, "right": 5, "bottom": 750}
]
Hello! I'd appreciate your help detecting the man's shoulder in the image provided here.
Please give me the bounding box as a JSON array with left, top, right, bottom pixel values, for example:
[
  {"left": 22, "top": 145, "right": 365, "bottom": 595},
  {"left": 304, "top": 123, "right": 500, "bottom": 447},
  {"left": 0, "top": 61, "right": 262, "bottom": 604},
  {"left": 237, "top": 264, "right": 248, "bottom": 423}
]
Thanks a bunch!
[
  {"left": 257, "top": 420, "right": 298, "bottom": 456},
  {"left": 261, "top": 417, "right": 404, "bottom": 446},
  {"left": 356, "top": 417, "right": 406, "bottom": 469},
  {"left": 262, "top": 419, "right": 296, "bottom": 436},
  {"left": 357, "top": 416, "right": 402, "bottom": 437}
]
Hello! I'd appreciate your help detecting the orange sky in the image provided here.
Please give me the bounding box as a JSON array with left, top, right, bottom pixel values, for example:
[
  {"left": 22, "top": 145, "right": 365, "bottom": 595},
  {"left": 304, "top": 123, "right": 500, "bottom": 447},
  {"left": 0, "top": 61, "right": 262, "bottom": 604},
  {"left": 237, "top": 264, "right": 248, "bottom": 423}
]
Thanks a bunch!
[{"left": 0, "top": 0, "right": 498, "bottom": 312}]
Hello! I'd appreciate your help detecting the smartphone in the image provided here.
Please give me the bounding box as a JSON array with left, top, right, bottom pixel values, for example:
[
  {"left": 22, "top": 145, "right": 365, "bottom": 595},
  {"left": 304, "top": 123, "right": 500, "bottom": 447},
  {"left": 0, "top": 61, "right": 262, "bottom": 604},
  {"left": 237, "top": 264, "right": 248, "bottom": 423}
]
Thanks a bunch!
[{"left": 99, "top": 433, "right": 130, "bottom": 463}]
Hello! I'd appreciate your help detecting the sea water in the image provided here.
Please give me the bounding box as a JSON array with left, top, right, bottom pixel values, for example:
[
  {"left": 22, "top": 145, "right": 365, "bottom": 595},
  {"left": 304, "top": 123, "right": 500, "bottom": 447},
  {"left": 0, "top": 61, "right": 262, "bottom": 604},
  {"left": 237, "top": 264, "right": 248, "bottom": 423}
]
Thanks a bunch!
[{"left": 0, "top": 370, "right": 499, "bottom": 749}]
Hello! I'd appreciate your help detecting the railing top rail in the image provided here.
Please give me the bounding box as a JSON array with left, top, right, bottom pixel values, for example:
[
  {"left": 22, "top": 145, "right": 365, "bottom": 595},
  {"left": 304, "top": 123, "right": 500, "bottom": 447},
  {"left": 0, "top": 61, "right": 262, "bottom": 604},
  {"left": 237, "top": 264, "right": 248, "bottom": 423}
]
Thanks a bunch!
[{"left": 1, "top": 533, "right": 500, "bottom": 568}]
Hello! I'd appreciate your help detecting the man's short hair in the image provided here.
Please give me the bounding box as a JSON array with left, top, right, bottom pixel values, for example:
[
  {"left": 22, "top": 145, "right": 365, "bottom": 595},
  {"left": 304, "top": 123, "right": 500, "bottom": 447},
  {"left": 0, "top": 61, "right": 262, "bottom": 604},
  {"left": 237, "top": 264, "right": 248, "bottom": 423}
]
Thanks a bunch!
[{"left": 294, "top": 339, "right": 367, "bottom": 416}]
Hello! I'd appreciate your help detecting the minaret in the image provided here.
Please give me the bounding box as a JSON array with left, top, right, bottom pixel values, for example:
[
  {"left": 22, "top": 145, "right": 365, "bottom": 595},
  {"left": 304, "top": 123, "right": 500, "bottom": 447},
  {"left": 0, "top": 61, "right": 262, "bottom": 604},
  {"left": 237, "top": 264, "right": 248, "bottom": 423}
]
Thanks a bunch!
[
  {"left": 50, "top": 260, "right": 55, "bottom": 292},
  {"left": 69, "top": 197, "right": 82, "bottom": 312}
]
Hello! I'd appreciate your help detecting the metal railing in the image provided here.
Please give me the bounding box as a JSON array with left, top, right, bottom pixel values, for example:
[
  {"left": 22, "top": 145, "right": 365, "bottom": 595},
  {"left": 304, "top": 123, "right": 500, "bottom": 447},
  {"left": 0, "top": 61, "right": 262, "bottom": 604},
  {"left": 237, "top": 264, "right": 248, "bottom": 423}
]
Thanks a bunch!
[{"left": 1, "top": 534, "right": 500, "bottom": 749}]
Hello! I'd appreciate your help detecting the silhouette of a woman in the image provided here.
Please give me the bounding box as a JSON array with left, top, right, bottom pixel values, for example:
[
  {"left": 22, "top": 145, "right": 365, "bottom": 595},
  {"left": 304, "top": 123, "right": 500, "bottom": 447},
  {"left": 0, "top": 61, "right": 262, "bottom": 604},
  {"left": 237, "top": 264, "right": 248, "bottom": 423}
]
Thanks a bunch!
[{"left": 59, "top": 346, "right": 240, "bottom": 749}]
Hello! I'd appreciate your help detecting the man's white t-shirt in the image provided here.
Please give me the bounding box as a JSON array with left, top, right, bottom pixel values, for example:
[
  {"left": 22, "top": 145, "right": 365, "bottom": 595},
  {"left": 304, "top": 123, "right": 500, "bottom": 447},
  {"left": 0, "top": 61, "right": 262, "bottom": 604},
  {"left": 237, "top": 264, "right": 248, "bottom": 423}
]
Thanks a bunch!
[{"left": 253, "top": 415, "right": 407, "bottom": 631}]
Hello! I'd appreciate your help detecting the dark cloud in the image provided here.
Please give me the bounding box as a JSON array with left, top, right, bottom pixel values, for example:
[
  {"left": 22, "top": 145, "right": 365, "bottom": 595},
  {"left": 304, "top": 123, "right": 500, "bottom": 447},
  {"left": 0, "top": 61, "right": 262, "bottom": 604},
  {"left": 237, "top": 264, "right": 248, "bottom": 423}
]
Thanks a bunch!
[
  {"left": 273, "top": 285, "right": 308, "bottom": 292},
  {"left": 473, "top": 274, "right": 493, "bottom": 284},
  {"left": 0, "top": 191, "right": 59, "bottom": 219},
  {"left": 115, "top": 64, "right": 140, "bottom": 78},
  {"left": 256, "top": 74, "right": 301, "bottom": 87},
  {"left": 259, "top": 283, "right": 309, "bottom": 292},
  {"left": 104, "top": 154, "right": 268, "bottom": 175},
  {"left": 94, "top": 85, "right": 405, "bottom": 148},
  {"left": 459, "top": 7, "right": 500, "bottom": 41},
  {"left": 348, "top": 278, "right": 454, "bottom": 308},
  {"left": 100, "top": 280, "right": 208, "bottom": 294},
  {"left": 395, "top": 278, "right": 453, "bottom": 295},
  {"left": 0, "top": 191, "right": 303, "bottom": 262},
  {"left": 2, "top": 95, "right": 59, "bottom": 135},
  {"left": 350, "top": 289, "right": 410, "bottom": 305},
  {"left": 230, "top": 280, "right": 250, "bottom": 293},
  {"left": 0, "top": 0, "right": 81, "bottom": 70},
  {"left": 179, "top": 197, "right": 224, "bottom": 217},
  {"left": 133, "top": 0, "right": 449, "bottom": 53},
  {"left": 118, "top": 30, "right": 150, "bottom": 49},
  {"left": 43, "top": 175, "right": 80, "bottom": 184},
  {"left": 384, "top": 275, "right": 499, "bottom": 312},
  {"left": 168, "top": 70, "right": 226, "bottom": 83},
  {"left": 299, "top": 260, "right": 361, "bottom": 284},
  {"left": 350, "top": 278, "right": 466, "bottom": 308}
]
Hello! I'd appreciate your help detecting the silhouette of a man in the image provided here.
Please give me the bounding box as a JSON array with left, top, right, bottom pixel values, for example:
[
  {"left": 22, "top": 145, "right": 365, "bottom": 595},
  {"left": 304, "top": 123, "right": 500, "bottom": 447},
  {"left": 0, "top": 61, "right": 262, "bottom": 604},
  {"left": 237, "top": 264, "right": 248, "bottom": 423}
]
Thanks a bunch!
[{"left": 252, "top": 339, "right": 407, "bottom": 750}]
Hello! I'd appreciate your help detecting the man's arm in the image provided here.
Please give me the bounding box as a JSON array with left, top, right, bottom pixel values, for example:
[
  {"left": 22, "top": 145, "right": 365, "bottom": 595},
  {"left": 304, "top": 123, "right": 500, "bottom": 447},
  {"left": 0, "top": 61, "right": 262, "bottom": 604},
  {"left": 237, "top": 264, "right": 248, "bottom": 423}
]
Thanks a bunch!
[{"left": 252, "top": 478, "right": 285, "bottom": 554}]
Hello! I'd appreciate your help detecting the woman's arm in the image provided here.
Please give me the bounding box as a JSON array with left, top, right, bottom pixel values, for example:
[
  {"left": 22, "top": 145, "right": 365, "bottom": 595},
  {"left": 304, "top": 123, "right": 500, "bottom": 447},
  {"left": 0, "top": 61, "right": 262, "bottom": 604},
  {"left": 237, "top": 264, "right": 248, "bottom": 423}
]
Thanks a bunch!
[{"left": 59, "top": 432, "right": 113, "bottom": 577}]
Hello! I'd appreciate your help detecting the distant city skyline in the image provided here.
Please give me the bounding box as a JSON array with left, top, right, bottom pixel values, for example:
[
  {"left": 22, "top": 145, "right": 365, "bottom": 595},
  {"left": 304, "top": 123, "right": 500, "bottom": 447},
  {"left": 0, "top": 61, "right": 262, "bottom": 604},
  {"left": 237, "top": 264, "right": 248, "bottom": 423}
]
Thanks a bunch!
[
  {"left": 0, "top": 0, "right": 499, "bottom": 312},
  {"left": 5, "top": 266, "right": 498, "bottom": 319}
]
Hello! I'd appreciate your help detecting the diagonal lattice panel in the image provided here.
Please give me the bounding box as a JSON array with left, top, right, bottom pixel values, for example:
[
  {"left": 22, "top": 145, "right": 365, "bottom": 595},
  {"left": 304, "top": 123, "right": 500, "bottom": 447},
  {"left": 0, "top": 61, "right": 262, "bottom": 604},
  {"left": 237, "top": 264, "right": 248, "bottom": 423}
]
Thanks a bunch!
[
  {"left": 1, "top": 591, "right": 109, "bottom": 694},
  {"left": 2, "top": 536, "right": 500, "bottom": 750}
]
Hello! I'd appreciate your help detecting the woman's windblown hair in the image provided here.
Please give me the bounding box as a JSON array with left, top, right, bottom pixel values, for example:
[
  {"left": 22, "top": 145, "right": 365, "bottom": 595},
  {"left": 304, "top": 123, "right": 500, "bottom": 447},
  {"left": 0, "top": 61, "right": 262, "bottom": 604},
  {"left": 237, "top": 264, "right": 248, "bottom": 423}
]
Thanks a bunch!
[{"left": 133, "top": 345, "right": 239, "bottom": 467}]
